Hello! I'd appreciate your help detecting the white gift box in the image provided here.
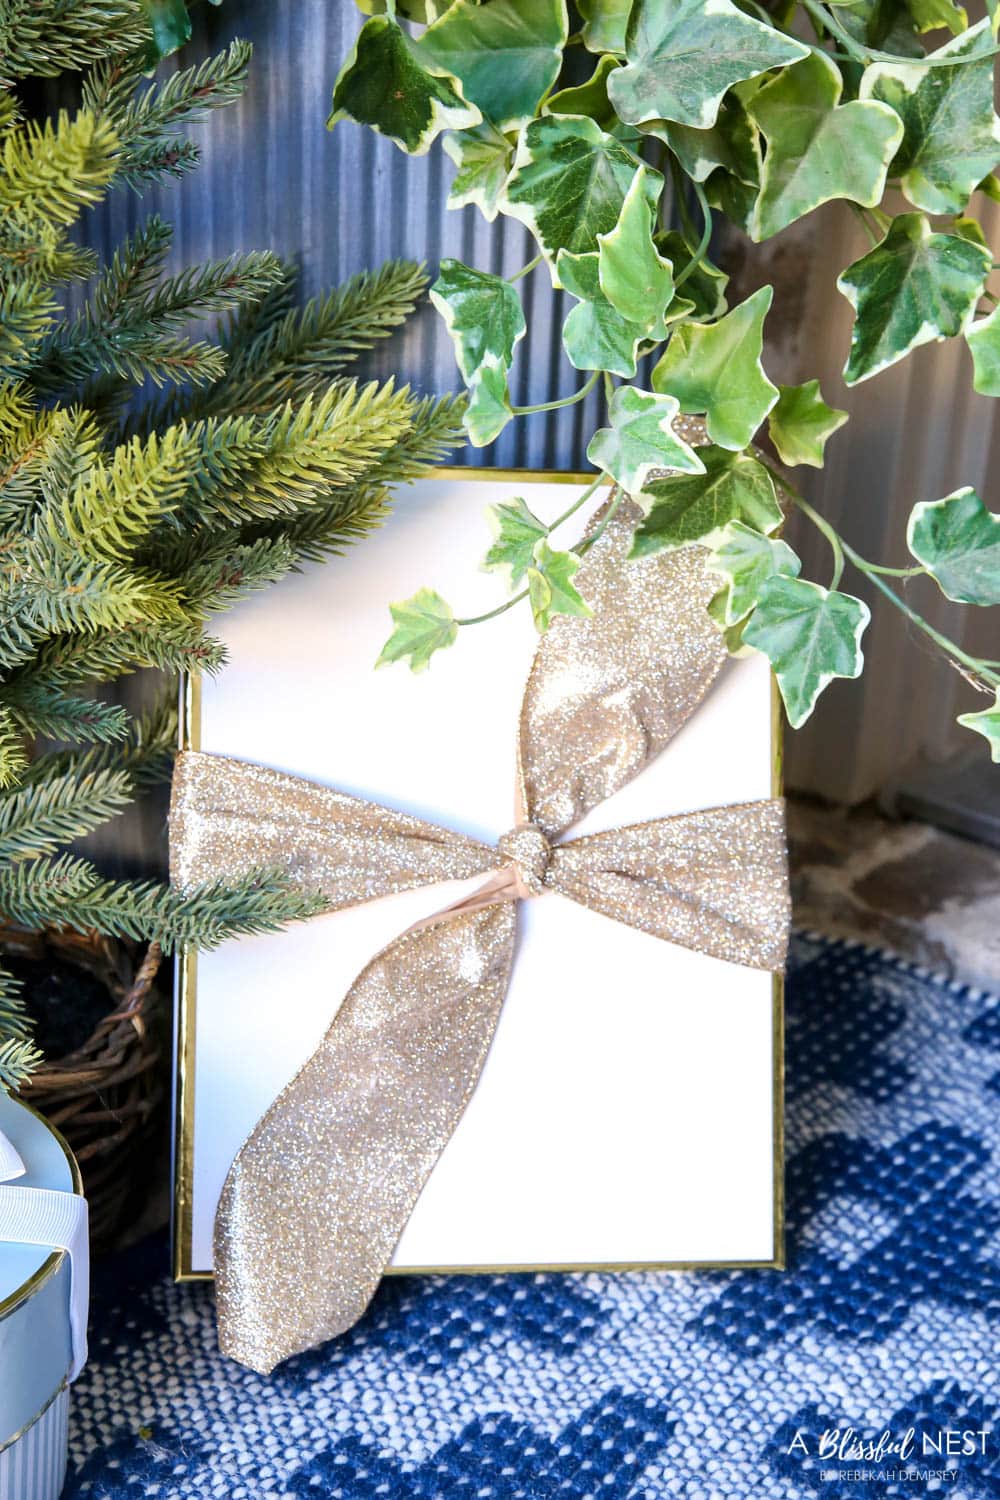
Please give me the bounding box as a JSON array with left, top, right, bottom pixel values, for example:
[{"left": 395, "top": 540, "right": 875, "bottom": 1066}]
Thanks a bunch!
[
  {"left": 0, "top": 1093, "right": 86, "bottom": 1500},
  {"left": 172, "top": 470, "right": 782, "bottom": 1280}
]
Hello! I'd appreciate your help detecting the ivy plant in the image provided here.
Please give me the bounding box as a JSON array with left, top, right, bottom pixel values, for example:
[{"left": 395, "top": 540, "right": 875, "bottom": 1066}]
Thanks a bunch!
[{"left": 331, "top": 0, "right": 1000, "bottom": 753}]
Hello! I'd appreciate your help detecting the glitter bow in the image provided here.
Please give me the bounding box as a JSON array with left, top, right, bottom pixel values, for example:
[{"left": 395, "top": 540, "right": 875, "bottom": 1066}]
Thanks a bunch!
[{"left": 169, "top": 497, "right": 791, "bottom": 1374}]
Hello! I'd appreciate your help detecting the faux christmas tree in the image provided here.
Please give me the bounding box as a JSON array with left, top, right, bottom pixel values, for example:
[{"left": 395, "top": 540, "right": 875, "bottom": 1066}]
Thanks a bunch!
[{"left": 0, "top": 5, "right": 462, "bottom": 1087}]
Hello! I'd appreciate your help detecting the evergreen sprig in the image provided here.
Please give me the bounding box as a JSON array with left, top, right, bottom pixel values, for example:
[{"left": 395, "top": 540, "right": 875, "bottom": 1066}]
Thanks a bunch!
[{"left": 0, "top": 15, "right": 461, "bottom": 1087}]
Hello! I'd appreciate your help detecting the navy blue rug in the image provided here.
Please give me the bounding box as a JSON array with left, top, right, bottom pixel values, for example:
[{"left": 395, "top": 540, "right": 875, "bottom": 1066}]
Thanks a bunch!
[{"left": 64, "top": 935, "right": 1000, "bottom": 1498}]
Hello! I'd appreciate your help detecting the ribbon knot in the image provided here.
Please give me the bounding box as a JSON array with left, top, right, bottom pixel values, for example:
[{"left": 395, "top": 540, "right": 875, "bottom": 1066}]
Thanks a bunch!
[
  {"left": 497, "top": 823, "right": 550, "bottom": 897},
  {"left": 170, "top": 492, "right": 791, "bottom": 1375}
]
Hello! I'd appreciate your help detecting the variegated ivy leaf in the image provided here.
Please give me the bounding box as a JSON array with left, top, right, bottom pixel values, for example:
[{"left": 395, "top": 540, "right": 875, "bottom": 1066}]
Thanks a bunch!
[
  {"left": 545, "top": 55, "right": 621, "bottom": 133},
  {"left": 430, "top": 260, "right": 526, "bottom": 384},
  {"left": 658, "top": 230, "right": 729, "bottom": 321},
  {"left": 838, "top": 213, "right": 990, "bottom": 385},
  {"left": 607, "top": 0, "right": 808, "bottom": 132},
  {"left": 647, "top": 97, "right": 760, "bottom": 186},
  {"left": 356, "top": 0, "right": 457, "bottom": 19},
  {"left": 577, "top": 0, "right": 632, "bottom": 53},
  {"left": 705, "top": 520, "right": 802, "bottom": 625},
  {"left": 596, "top": 167, "right": 675, "bottom": 335},
  {"left": 501, "top": 115, "right": 661, "bottom": 279},
  {"left": 630, "top": 446, "right": 783, "bottom": 556},
  {"left": 768, "top": 381, "right": 848, "bottom": 468},
  {"left": 957, "top": 694, "right": 1000, "bottom": 761},
  {"left": 586, "top": 387, "right": 704, "bottom": 499},
  {"left": 329, "top": 17, "right": 481, "bottom": 155},
  {"left": 377, "top": 587, "right": 457, "bottom": 672},
  {"left": 464, "top": 356, "right": 513, "bottom": 446},
  {"left": 482, "top": 497, "right": 549, "bottom": 589},
  {"left": 747, "top": 53, "right": 902, "bottom": 242},
  {"left": 527, "top": 542, "right": 592, "bottom": 630},
  {"left": 742, "top": 577, "right": 871, "bottom": 729},
  {"left": 966, "top": 305, "right": 1000, "bottom": 396},
  {"left": 860, "top": 20, "right": 1000, "bottom": 216},
  {"left": 418, "top": 0, "right": 568, "bottom": 132},
  {"left": 651, "top": 286, "right": 778, "bottom": 451},
  {"left": 558, "top": 249, "right": 645, "bottom": 377},
  {"left": 443, "top": 123, "right": 514, "bottom": 221},
  {"left": 906, "top": 487, "right": 1000, "bottom": 605},
  {"left": 905, "top": 0, "right": 967, "bottom": 33}
]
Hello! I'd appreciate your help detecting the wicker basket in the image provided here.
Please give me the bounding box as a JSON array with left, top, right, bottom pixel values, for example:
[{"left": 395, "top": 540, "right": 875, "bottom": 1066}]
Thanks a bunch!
[{"left": 0, "top": 924, "right": 165, "bottom": 1251}]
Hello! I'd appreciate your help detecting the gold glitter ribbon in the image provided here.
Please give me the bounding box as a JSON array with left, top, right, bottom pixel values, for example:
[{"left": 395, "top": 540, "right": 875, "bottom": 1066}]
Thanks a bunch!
[{"left": 169, "top": 498, "right": 791, "bottom": 1374}]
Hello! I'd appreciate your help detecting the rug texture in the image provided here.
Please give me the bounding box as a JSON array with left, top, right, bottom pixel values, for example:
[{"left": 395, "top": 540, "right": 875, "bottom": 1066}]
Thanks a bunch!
[{"left": 64, "top": 935, "right": 1000, "bottom": 1498}]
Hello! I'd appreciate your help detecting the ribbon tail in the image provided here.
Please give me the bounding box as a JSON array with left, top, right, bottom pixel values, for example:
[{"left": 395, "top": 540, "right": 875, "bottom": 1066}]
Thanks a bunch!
[{"left": 213, "top": 901, "right": 517, "bottom": 1374}]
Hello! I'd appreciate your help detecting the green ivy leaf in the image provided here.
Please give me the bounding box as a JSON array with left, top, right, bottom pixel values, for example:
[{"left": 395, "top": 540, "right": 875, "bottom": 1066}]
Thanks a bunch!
[
  {"left": 607, "top": 0, "right": 808, "bottom": 131},
  {"left": 444, "top": 123, "right": 514, "bottom": 221},
  {"left": 418, "top": 0, "right": 568, "bottom": 131},
  {"left": 329, "top": 17, "right": 481, "bottom": 155},
  {"left": 430, "top": 259, "right": 526, "bottom": 383},
  {"left": 377, "top": 587, "right": 458, "bottom": 671},
  {"left": 658, "top": 230, "right": 729, "bottom": 321},
  {"left": 768, "top": 381, "right": 848, "bottom": 468},
  {"left": 545, "top": 55, "right": 621, "bottom": 131},
  {"left": 577, "top": 0, "right": 633, "bottom": 52},
  {"left": 705, "top": 520, "right": 802, "bottom": 624},
  {"left": 356, "top": 0, "right": 457, "bottom": 19},
  {"left": 742, "top": 577, "right": 871, "bottom": 728},
  {"left": 966, "top": 305, "right": 1000, "bottom": 396},
  {"left": 527, "top": 541, "right": 593, "bottom": 630},
  {"left": 747, "top": 53, "right": 902, "bottom": 241},
  {"left": 838, "top": 213, "right": 990, "bottom": 385},
  {"left": 647, "top": 97, "right": 760, "bottom": 185},
  {"left": 651, "top": 286, "right": 778, "bottom": 450},
  {"left": 558, "top": 249, "right": 645, "bottom": 376},
  {"left": 630, "top": 446, "right": 783, "bottom": 555},
  {"left": 860, "top": 20, "right": 1000, "bottom": 216},
  {"left": 957, "top": 694, "right": 1000, "bottom": 761},
  {"left": 596, "top": 166, "right": 675, "bottom": 335},
  {"left": 142, "top": 0, "right": 191, "bottom": 61},
  {"left": 906, "top": 487, "right": 1000, "bottom": 605},
  {"left": 482, "top": 497, "right": 549, "bottom": 588},
  {"left": 586, "top": 386, "right": 705, "bottom": 497},
  {"left": 501, "top": 115, "right": 661, "bottom": 277},
  {"left": 464, "top": 356, "right": 514, "bottom": 446}
]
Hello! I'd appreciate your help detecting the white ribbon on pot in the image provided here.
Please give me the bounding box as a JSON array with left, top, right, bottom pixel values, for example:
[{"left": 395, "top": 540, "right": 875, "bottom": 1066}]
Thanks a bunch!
[{"left": 0, "top": 1126, "right": 89, "bottom": 1379}]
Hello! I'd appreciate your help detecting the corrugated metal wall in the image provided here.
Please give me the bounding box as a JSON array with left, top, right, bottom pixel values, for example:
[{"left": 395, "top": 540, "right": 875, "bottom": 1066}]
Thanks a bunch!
[{"left": 62, "top": 0, "right": 998, "bottom": 804}]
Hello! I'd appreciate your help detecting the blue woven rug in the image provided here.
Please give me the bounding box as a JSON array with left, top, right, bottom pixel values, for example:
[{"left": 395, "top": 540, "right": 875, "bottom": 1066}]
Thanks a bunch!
[{"left": 65, "top": 935, "right": 1000, "bottom": 1498}]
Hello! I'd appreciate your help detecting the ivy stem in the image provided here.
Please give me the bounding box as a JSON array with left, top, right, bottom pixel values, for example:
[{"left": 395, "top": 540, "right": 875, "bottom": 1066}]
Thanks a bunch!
[
  {"left": 673, "top": 178, "right": 714, "bottom": 290},
  {"left": 840, "top": 544, "right": 1000, "bottom": 687},
  {"left": 455, "top": 590, "right": 528, "bottom": 628},
  {"left": 849, "top": 203, "right": 881, "bottom": 247},
  {"left": 576, "top": 486, "right": 624, "bottom": 556},
  {"left": 793, "top": 491, "right": 846, "bottom": 590},
  {"left": 512, "top": 369, "right": 599, "bottom": 415},
  {"left": 797, "top": 0, "right": 870, "bottom": 60},
  {"left": 510, "top": 254, "right": 542, "bottom": 283},
  {"left": 772, "top": 469, "right": 1000, "bottom": 689},
  {"left": 454, "top": 475, "right": 607, "bottom": 629}
]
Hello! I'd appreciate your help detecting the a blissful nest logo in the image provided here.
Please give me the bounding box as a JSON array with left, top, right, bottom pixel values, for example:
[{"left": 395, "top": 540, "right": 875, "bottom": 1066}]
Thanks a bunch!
[{"left": 787, "top": 1424, "right": 991, "bottom": 1484}]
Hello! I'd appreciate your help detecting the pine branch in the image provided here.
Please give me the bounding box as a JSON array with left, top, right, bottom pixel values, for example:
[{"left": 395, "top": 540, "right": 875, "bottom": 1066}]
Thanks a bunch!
[
  {"left": 173, "top": 535, "right": 297, "bottom": 612},
  {"left": 196, "top": 259, "right": 429, "bottom": 417},
  {"left": 30, "top": 239, "right": 283, "bottom": 396},
  {"left": 0, "top": 278, "right": 58, "bottom": 376},
  {"left": 0, "top": 0, "right": 149, "bottom": 82},
  {"left": 0, "top": 764, "right": 134, "bottom": 859},
  {"left": 4, "top": 682, "right": 129, "bottom": 746},
  {"left": 0, "top": 110, "right": 119, "bottom": 228},
  {"left": 85, "top": 39, "right": 251, "bottom": 189},
  {"left": 0, "top": 857, "right": 326, "bottom": 951},
  {"left": 0, "top": 1034, "right": 40, "bottom": 1092},
  {"left": 8, "top": 618, "right": 226, "bottom": 694},
  {"left": 20, "top": 687, "right": 176, "bottom": 790},
  {"left": 0, "top": 703, "right": 27, "bottom": 787}
]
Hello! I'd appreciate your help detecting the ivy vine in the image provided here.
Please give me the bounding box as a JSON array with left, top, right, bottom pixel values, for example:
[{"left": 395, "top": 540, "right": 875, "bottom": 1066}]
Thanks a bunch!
[{"left": 332, "top": 0, "right": 1000, "bottom": 754}]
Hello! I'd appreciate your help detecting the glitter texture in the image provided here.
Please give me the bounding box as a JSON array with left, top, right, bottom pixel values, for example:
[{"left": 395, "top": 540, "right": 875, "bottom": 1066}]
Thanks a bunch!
[{"left": 169, "top": 494, "right": 791, "bottom": 1374}]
